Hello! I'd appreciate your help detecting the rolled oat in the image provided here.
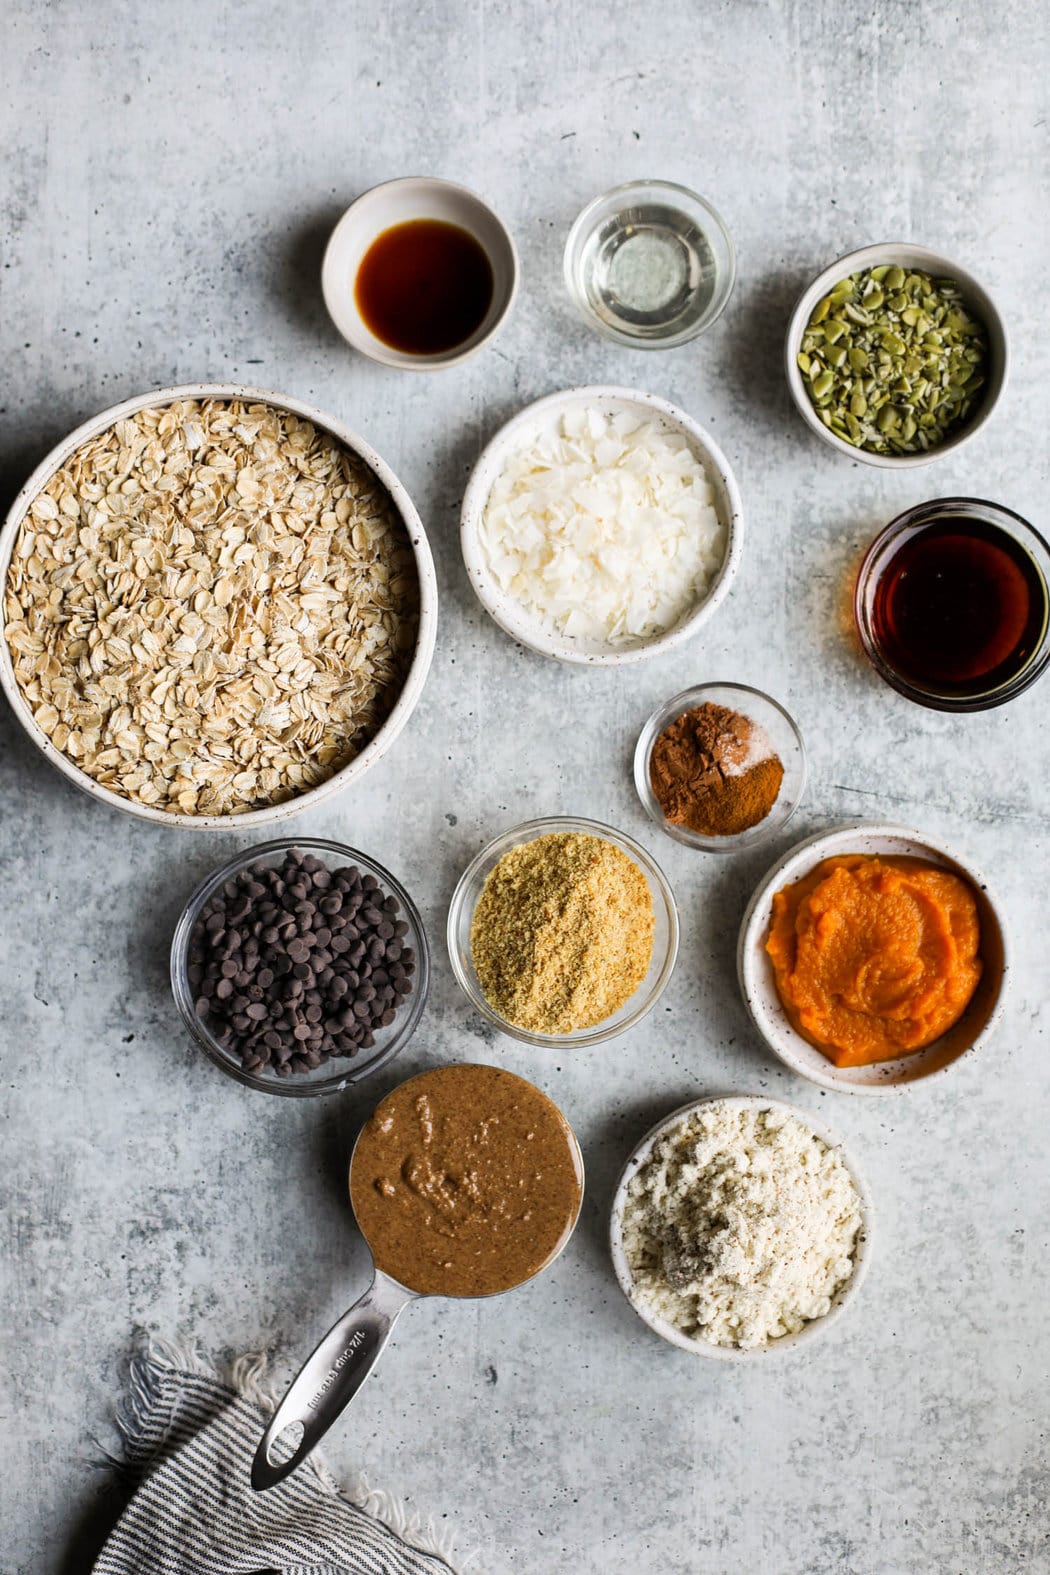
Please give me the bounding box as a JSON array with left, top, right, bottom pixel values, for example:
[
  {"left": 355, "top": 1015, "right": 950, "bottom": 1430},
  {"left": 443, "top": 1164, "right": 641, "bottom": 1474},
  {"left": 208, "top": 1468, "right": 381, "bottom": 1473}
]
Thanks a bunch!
[{"left": 4, "top": 398, "right": 420, "bottom": 815}]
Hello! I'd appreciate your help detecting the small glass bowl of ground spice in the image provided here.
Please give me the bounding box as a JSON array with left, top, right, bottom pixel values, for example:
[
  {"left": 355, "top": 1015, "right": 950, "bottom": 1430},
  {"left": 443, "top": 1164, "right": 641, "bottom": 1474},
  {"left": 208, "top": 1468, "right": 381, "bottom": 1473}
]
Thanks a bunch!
[
  {"left": 447, "top": 816, "right": 679, "bottom": 1047},
  {"left": 171, "top": 838, "right": 429, "bottom": 1096},
  {"left": 635, "top": 684, "right": 807, "bottom": 852}
]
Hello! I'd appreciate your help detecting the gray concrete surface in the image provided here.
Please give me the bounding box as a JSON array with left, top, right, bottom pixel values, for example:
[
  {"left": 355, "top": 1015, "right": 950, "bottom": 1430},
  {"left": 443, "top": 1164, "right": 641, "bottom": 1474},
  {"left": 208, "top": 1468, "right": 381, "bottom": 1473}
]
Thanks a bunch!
[{"left": 2, "top": 2, "right": 1049, "bottom": 1571}]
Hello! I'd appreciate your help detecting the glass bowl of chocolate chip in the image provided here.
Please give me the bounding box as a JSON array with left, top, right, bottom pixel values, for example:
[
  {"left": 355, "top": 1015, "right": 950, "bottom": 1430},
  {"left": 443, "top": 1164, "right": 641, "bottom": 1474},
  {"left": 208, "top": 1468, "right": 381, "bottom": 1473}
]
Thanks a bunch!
[
  {"left": 170, "top": 838, "right": 429, "bottom": 1095},
  {"left": 634, "top": 683, "right": 807, "bottom": 853}
]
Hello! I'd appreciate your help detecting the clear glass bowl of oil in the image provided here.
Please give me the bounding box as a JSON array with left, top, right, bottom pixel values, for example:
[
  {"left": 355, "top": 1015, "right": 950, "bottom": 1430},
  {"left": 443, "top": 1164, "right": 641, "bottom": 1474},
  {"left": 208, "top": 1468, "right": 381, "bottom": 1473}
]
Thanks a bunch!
[{"left": 564, "top": 180, "right": 735, "bottom": 348}]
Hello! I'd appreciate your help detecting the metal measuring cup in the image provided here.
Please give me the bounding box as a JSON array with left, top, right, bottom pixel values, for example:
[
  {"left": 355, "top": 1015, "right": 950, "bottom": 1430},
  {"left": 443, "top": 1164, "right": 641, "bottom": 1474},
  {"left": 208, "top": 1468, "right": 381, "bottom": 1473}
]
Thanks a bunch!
[{"left": 252, "top": 1065, "right": 584, "bottom": 1491}]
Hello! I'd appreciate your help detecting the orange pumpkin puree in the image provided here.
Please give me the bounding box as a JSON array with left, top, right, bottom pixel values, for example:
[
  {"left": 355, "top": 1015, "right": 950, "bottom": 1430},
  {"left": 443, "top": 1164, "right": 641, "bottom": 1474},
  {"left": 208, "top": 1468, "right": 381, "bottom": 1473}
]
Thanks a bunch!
[{"left": 766, "top": 854, "right": 982, "bottom": 1067}]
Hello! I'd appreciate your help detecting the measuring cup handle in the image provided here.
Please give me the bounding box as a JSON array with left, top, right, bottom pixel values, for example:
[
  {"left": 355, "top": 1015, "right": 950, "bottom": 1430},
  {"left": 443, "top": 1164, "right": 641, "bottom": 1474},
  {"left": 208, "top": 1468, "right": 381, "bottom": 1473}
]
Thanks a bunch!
[{"left": 251, "top": 1270, "right": 417, "bottom": 1492}]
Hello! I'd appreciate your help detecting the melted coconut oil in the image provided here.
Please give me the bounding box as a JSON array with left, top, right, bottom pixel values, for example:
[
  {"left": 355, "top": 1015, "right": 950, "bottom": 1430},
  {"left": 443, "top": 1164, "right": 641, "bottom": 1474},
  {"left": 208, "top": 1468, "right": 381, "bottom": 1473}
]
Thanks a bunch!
[{"left": 578, "top": 203, "right": 718, "bottom": 340}]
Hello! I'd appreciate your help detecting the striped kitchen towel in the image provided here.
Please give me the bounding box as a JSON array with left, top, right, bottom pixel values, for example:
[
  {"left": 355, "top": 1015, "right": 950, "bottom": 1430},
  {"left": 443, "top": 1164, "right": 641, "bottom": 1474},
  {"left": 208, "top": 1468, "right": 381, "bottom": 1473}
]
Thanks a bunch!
[{"left": 92, "top": 1336, "right": 466, "bottom": 1575}]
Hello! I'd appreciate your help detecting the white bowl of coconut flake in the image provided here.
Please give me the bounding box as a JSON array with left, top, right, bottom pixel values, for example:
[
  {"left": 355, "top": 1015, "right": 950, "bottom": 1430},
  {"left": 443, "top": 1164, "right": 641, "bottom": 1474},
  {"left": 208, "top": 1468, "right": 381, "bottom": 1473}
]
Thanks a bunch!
[{"left": 460, "top": 386, "right": 743, "bottom": 666}]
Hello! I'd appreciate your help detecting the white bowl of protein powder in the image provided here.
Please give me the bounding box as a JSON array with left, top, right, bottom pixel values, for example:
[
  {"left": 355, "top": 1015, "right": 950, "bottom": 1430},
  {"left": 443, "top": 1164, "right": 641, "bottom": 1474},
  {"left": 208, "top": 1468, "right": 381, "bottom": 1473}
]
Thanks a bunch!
[{"left": 609, "top": 1094, "right": 873, "bottom": 1360}]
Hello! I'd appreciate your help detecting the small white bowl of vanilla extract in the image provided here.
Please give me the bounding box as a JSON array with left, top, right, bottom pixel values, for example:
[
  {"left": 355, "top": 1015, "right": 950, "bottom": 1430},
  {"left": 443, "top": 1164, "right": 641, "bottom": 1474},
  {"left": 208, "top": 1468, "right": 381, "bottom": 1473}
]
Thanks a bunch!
[
  {"left": 855, "top": 497, "right": 1050, "bottom": 711},
  {"left": 322, "top": 177, "right": 519, "bottom": 370}
]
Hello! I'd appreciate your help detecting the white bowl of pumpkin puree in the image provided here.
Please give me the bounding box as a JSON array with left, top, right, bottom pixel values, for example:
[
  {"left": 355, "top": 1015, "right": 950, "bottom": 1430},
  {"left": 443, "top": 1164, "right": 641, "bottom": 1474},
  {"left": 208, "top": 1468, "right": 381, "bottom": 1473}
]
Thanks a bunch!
[{"left": 737, "top": 822, "right": 1008, "bottom": 1095}]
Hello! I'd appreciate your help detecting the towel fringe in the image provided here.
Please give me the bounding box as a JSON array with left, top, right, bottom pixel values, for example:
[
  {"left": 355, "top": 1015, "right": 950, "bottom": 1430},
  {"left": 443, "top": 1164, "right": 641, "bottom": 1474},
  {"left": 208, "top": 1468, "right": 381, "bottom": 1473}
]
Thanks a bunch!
[{"left": 109, "top": 1332, "right": 474, "bottom": 1573}]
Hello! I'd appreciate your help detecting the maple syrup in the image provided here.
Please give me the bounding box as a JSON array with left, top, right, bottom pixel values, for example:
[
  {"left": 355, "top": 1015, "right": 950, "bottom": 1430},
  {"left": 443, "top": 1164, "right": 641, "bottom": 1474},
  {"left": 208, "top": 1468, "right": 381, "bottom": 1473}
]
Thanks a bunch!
[
  {"left": 868, "top": 513, "right": 1048, "bottom": 696},
  {"left": 354, "top": 219, "right": 494, "bottom": 355}
]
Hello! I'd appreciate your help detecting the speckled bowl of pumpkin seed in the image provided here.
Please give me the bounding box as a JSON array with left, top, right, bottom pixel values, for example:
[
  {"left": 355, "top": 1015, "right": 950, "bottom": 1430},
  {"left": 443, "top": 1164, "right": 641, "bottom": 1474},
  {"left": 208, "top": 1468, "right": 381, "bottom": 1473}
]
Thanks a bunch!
[{"left": 784, "top": 242, "right": 1008, "bottom": 469}]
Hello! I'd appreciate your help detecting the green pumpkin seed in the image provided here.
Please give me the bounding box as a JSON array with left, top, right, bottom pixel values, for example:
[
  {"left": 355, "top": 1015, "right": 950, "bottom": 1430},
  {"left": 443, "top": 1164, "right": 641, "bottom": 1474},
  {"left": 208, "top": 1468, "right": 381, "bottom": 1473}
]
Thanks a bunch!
[{"left": 798, "top": 263, "right": 988, "bottom": 455}]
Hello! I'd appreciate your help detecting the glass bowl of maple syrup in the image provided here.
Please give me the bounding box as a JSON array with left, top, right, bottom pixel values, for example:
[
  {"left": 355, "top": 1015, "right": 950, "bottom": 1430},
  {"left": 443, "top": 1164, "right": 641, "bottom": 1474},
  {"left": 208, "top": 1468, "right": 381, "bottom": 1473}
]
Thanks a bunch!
[{"left": 855, "top": 497, "right": 1050, "bottom": 711}]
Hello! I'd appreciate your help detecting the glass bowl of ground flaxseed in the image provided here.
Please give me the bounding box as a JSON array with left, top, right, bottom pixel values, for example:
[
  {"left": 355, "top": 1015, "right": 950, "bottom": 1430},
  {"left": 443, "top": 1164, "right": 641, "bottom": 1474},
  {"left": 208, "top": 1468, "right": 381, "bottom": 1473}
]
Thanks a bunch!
[
  {"left": 447, "top": 816, "right": 679, "bottom": 1047},
  {"left": 634, "top": 683, "right": 807, "bottom": 853}
]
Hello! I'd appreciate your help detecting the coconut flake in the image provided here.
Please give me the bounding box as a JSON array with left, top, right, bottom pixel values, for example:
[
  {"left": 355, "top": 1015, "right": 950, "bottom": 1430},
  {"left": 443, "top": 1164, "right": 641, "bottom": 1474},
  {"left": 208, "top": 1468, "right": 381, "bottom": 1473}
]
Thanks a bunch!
[{"left": 480, "top": 409, "right": 726, "bottom": 645}]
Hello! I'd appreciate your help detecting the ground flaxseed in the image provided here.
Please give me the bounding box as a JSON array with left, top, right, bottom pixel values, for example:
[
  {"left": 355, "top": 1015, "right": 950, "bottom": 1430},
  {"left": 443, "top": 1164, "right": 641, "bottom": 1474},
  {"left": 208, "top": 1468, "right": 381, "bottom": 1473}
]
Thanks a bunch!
[{"left": 469, "top": 831, "right": 654, "bottom": 1035}]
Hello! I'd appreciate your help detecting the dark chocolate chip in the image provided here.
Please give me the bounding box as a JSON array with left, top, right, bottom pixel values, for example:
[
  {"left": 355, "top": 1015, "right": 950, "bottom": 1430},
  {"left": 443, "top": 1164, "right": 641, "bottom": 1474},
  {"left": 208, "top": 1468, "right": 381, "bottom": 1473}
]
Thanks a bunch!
[{"left": 188, "top": 847, "right": 416, "bottom": 1081}]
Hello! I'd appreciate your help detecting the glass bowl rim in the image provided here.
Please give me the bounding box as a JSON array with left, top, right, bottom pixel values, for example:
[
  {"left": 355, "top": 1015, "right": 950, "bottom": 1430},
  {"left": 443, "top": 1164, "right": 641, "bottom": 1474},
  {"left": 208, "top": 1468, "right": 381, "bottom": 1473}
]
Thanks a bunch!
[
  {"left": 563, "top": 178, "right": 737, "bottom": 349},
  {"left": 633, "top": 682, "right": 808, "bottom": 852},
  {"left": 854, "top": 495, "right": 1050, "bottom": 712},
  {"left": 446, "top": 814, "right": 680, "bottom": 1047},
  {"left": 170, "top": 835, "right": 431, "bottom": 1097}
]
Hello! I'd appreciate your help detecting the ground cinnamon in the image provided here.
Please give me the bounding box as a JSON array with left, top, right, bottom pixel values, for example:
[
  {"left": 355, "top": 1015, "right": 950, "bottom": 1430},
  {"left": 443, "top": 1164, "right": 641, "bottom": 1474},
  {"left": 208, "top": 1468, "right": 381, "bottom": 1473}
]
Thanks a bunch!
[{"left": 649, "top": 702, "right": 784, "bottom": 836}]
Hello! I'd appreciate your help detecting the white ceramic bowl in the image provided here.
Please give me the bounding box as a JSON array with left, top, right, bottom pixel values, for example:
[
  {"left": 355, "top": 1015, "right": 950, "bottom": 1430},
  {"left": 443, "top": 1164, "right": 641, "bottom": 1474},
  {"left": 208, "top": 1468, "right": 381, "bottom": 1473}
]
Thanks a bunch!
[
  {"left": 460, "top": 386, "right": 743, "bottom": 666},
  {"left": 322, "top": 177, "right": 519, "bottom": 370},
  {"left": 0, "top": 383, "right": 438, "bottom": 829},
  {"left": 784, "top": 242, "right": 1009, "bottom": 468},
  {"left": 737, "top": 822, "right": 1008, "bottom": 1094},
  {"left": 609, "top": 1094, "right": 873, "bottom": 1361}
]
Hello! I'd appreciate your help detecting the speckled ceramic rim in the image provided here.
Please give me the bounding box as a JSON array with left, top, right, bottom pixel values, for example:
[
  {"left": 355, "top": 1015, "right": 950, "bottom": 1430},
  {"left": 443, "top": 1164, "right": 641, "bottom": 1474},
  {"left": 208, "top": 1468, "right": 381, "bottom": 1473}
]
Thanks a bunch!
[
  {"left": 446, "top": 814, "right": 680, "bottom": 1047},
  {"left": 0, "top": 383, "right": 439, "bottom": 829},
  {"left": 321, "top": 177, "right": 519, "bottom": 370},
  {"left": 784, "top": 242, "right": 1009, "bottom": 469},
  {"left": 563, "top": 179, "right": 736, "bottom": 349},
  {"left": 737, "top": 821, "right": 1009, "bottom": 1095},
  {"left": 460, "top": 386, "right": 744, "bottom": 666},
  {"left": 608, "top": 1094, "right": 873, "bottom": 1361},
  {"left": 633, "top": 682, "right": 808, "bottom": 852},
  {"left": 854, "top": 496, "right": 1050, "bottom": 712},
  {"left": 170, "top": 836, "right": 430, "bottom": 1097}
]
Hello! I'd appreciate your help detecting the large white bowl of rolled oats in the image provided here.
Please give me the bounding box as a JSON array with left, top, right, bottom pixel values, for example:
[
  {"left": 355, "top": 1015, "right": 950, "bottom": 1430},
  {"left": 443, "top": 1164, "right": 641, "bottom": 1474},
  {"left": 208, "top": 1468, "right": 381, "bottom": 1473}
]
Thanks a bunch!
[{"left": 0, "top": 385, "right": 437, "bottom": 826}]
